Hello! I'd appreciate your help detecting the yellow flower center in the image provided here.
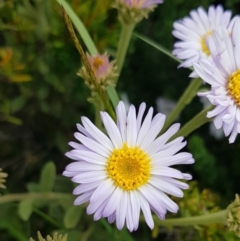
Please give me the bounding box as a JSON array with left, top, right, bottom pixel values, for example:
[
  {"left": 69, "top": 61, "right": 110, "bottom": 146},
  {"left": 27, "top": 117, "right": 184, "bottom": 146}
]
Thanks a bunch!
[
  {"left": 200, "top": 31, "right": 212, "bottom": 56},
  {"left": 227, "top": 69, "right": 240, "bottom": 106},
  {"left": 106, "top": 143, "right": 151, "bottom": 191},
  {"left": 93, "top": 56, "right": 105, "bottom": 71}
]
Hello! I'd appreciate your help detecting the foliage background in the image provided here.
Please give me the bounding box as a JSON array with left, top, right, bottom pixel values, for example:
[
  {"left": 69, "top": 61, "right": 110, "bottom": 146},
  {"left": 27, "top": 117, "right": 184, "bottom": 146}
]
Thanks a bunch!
[{"left": 0, "top": 0, "right": 240, "bottom": 240}]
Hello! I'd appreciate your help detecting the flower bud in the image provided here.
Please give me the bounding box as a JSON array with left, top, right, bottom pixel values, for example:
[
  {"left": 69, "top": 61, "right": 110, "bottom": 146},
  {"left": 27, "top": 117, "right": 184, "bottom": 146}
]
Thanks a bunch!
[
  {"left": 113, "top": 0, "right": 163, "bottom": 25},
  {"left": 78, "top": 53, "right": 117, "bottom": 93},
  {"left": 226, "top": 194, "right": 240, "bottom": 237},
  {"left": 30, "top": 232, "right": 68, "bottom": 241},
  {"left": 0, "top": 168, "right": 8, "bottom": 190}
]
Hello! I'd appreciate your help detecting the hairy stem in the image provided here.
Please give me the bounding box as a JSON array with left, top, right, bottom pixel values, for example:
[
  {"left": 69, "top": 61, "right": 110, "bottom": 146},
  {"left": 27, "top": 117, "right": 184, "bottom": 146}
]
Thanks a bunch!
[{"left": 62, "top": 7, "right": 116, "bottom": 120}]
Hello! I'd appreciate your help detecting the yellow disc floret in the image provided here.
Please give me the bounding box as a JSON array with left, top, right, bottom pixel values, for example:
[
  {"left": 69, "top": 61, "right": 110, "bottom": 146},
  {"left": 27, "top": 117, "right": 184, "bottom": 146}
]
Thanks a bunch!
[
  {"left": 227, "top": 69, "right": 240, "bottom": 106},
  {"left": 200, "top": 31, "right": 212, "bottom": 56},
  {"left": 106, "top": 143, "right": 151, "bottom": 191}
]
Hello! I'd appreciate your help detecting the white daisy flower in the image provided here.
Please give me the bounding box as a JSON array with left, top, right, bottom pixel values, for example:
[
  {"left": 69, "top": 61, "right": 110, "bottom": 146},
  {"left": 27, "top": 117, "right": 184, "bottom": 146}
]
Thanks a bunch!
[
  {"left": 193, "top": 18, "right": 240, "bottom": 143},
  {"left": 172, "top": 5, "right": 236, "bottom": 68},
  {"left": 63, "top": 101, "right": 194, "bottom": 231}
]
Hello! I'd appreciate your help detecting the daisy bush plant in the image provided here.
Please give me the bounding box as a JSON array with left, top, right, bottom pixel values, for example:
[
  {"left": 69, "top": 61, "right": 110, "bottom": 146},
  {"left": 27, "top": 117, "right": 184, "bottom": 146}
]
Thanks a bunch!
[{"left": 1, "top": 0, "right": 240, "bottom": 240}]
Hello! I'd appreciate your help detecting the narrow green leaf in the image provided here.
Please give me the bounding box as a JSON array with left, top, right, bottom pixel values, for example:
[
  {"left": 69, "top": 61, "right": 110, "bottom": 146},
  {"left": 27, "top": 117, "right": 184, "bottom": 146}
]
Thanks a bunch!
[
  {"left": 18, "top": 199, "right": 33, "bottom": 221},
  {"left": 6, "top": 224, "right": 28, "bottom": 241},
  {"left": 134, "top": 32, "right": 193, "bottom": 71},
  {"left": 99, "top": 219, "right": 113, "bottom": 234},
  {"left": 107, "top": 86, "right": 120, "bottom": 108},
  {"left": 5, "top": 115, "right": 23, "bottom": 125},
  {"left": 55, "top": 0, "right": 98, "bottom": 55},
  {"left": 40, "top": 161, "right": 56, "bottom": 192},
  {"left": 64, "top": 206, "right": 83, "bottom": 229}
]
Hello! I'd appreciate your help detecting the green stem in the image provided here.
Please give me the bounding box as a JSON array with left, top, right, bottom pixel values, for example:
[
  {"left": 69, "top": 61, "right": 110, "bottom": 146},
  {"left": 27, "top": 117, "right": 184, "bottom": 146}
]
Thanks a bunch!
[
  {"left": 92, "top": 94, "right": 104, "bottom": 129},
  {"left": 33, "top": 207, "right": 63, "bottom": 228},
  {"left": 115, "top": 23, "right": 135, "bottom": 84},
  {"left": 161, "top": 78, "right": 202, "bottom": 133},
  {"left": 169, "top": 105, "right": 214, "bottom": 141},
  {"left": 154, "top": 210, "right": 227, "bottom": 226},
  {"left": 0, "top": 192, "right": 73, "bottom": 204},
  {"left": 95, "top": 107, "right": 102, "bottom": 129}
]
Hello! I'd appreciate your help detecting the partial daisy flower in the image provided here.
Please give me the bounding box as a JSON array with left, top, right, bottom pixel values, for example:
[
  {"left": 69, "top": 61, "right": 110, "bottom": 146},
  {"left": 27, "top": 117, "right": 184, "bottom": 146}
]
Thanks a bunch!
[
  {"left": 172, "top": 5, "right": 237, "bottom": 68},
  {"left": 193, "top": 18, "right": 240, "bottom": 143},
  {"left": 63, "top": 101, "right": 194, "bottom": 231},
  {"left": 78, "top": 53, "right": 117, "bottom": 92},
  {"left": 113, "top": 0, "right": 163, "bottom": 25}
]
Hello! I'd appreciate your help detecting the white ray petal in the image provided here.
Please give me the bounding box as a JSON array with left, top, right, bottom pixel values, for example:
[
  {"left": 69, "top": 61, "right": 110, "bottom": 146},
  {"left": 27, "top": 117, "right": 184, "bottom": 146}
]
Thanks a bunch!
[
  {"left": 101, "top": 112, "right": 123, "bottom": 148},
  {"left": 82, "top": 117, "right": 114, "bottom": 150},
  {"left": 116, "top": 191, "right": 128, "bottom": 230},
  {"left": 126, "top": 105, "right": 137, "bottom": 147},
  {"left": 139, "top": 194, "right": 154, "bottom": 229}
]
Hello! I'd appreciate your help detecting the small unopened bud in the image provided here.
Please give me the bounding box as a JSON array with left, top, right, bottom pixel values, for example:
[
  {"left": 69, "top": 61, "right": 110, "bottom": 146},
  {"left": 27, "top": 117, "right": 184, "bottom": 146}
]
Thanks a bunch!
[
  {"left": 226, "top": 194, "right": 240, "bottom": 237},
  {"left": 30, "top": 231, "right": 68, "bottom": 241},
  {"left": 0, "top": 168, "right": 8, "bottom": 189},
  {"left": 78, "top": 53, "right": 117, "bottom": 92},
  {"left": 113, "top": 0, "right": 163, "bottom": 25}
]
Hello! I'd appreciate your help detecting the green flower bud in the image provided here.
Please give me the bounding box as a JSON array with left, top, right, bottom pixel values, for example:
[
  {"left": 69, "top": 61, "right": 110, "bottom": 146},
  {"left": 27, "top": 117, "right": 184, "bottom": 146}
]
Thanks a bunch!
[
  {"left": 78, "top": 53, "right": 117, "bottom": 93},
  {"left": 113, "top": 0, "right": 163, "bottom": 25},
  {"left": 0, "top": 168, "right": 8, "bottom": 190},
  {"left": 226, "top": 194, "right": 240, "bottom": 237}
]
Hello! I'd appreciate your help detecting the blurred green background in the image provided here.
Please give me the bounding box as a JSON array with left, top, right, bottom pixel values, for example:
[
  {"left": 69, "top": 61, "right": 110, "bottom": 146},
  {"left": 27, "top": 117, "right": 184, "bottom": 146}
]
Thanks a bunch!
[{"left": 1, "top": 0, "right": 240, "bottom": 240}]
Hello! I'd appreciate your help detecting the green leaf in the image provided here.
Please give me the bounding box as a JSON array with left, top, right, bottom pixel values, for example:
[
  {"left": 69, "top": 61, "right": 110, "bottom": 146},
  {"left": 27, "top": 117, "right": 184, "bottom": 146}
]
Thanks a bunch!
[
  {"left": 134, "top": 32, "right": 193, "bottom": 71},
  {"left": 107, "top": 86, "right": 120, "bottom": 108},
  {"left": 18, "top": 199, "right": 33, "bottom": 221},
  {"left": 1, "top": 100, "right": 10, "bottom": 115},
  {"left": 40, "top": 161, "right": 56, "bottom": 192},
  {"left": 27, "top": 182, "right": 40, "bottom": 192},
  {"left": 64, "top": 206, "right": 83, "bottom": 229},
  {"left": 114, "top": 228, "right": 135, "bottom": 241},
  {"left": 37, "top": 86, "right": 50, "bottom": 100},
  {"left": 56, "top": 131, "right": 68, "bottom": 153},
  {"left": 99, "top": 219, "right": 113, "bottom": 234},
  {"left": 67, "top": 230, "right": 82, "bottom": 241},
  {"left": 55, "top": 0, "right": 98, "bottom": 55},
  {"left": 10, "top": 96, "right": 28, "bottom": 113},
  {"left": 5, "top": 115, "right": 23, "bottom": 125}
]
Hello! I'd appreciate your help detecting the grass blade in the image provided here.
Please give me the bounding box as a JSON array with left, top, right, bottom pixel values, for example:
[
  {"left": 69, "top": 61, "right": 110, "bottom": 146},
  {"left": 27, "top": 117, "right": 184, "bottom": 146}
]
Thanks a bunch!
[{"left": 55, "top": 0, "right": 98, "bottom": 55}]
